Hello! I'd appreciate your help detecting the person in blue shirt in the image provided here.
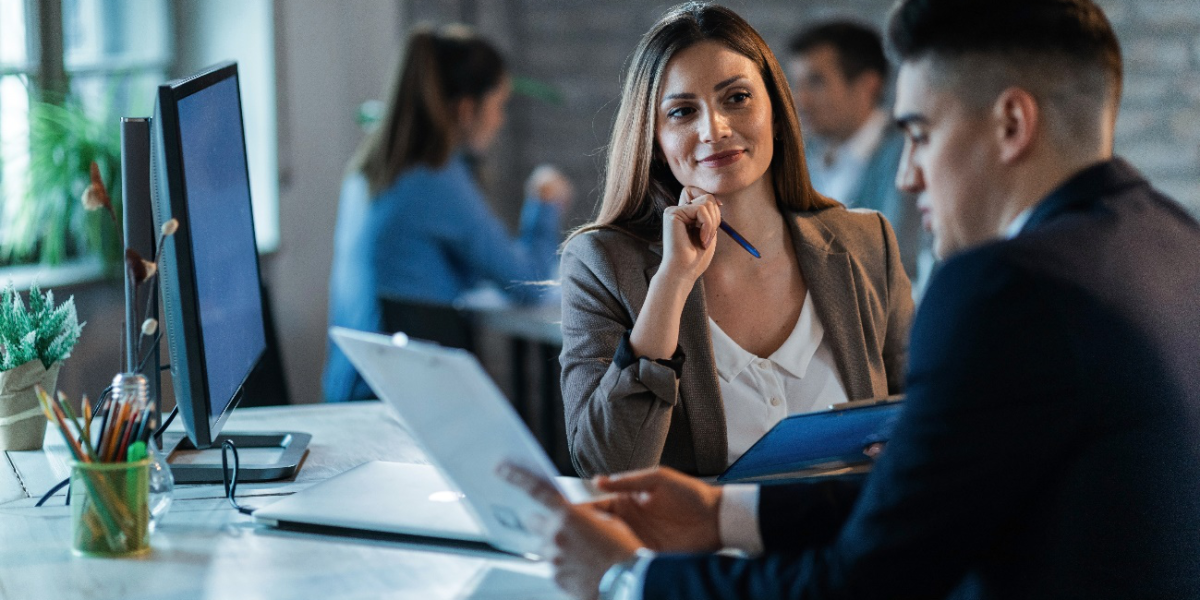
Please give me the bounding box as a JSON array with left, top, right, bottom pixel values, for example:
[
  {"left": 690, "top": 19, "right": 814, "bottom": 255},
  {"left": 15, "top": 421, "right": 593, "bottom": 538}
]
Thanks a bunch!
[{"left": 324, "top": 24, "right": 572, "bottom": 402}]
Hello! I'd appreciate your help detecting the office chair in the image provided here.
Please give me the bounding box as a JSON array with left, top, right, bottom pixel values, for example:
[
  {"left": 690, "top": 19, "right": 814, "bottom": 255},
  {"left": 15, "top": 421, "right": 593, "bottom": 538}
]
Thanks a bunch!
[{"left": 379, "top": 297, "right": 477, "bottom": 354}]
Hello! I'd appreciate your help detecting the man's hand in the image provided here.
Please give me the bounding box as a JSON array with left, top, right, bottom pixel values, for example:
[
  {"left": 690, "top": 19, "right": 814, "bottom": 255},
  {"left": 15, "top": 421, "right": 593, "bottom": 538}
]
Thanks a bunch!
[
  {"left": 498, "top": 462, "right": 643, "bottom": 600},
  {"left": 592, "top": 467, "right": 724, "bottom": 553}
]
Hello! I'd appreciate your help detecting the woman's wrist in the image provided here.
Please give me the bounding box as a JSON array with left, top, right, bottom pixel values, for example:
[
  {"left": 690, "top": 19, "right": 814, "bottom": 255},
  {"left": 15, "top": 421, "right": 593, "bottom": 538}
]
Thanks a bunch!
[
  {"left": 629, "top": 270, "right": 692, "bottom": 360},
  {"left": 649, "top": 266, "right": 697, "bottom": 300}
]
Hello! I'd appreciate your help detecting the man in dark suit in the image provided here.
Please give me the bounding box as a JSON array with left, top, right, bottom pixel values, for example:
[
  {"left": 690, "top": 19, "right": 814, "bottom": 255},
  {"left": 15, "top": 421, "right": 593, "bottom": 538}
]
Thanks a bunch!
[{"left": 500, "top": 0, "right": 1200, "bottom": 598}]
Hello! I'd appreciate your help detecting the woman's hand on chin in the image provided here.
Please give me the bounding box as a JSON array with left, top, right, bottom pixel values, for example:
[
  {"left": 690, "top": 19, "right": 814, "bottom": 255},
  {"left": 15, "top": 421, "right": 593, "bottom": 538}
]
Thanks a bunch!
[{"left": 659, "top": 186, "right": 721, "bottom": 285}]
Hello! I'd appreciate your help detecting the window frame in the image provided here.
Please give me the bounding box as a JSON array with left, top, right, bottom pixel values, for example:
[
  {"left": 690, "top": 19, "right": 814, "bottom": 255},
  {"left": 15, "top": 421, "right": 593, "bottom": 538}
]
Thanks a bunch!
[{"left": 0, "top": 0, "right": 172, "bottom": 284}]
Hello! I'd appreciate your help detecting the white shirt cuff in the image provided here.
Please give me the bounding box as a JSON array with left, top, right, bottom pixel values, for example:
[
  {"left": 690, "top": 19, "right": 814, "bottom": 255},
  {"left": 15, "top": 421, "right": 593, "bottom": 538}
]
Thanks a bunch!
[
  {"left": 717, "top": 484, "right": 763, "bottom": 554},
  {"left": 622, "top": 485, "right": 761, "bottom": 600},
  {"left": 622, "top": 549, "right": 655, "bottom": 600}
]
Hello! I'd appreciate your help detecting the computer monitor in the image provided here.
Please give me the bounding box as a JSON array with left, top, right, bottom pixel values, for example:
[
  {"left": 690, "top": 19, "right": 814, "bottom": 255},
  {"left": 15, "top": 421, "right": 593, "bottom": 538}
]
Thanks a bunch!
[{"left": 146, "top": 61, "right": 307, "bottom": 483}]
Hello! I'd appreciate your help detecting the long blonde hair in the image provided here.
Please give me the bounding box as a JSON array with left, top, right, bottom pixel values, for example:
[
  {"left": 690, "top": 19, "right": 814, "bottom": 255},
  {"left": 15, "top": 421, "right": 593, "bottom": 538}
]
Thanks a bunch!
[
  {"left": 350, "top": 24, "right": 506, "bottom": 197},
  {"left": 581, "top": 2, "right": 836, "bottom": 239}
]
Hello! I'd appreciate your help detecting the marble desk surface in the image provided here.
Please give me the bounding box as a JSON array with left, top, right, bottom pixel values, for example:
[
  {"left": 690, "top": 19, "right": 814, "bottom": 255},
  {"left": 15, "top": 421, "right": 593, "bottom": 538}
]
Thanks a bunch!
[{"left": 0, "top": 402, "right": 566, "bottom": 600}]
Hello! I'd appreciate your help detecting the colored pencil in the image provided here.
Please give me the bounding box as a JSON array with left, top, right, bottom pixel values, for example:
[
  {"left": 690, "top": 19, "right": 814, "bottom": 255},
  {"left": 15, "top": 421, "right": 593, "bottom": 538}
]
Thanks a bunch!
[
  {"left": 82, "top": 394, "right": 92, "bottom": 428},
  {"left": 139, "top": 416, "right": 158, "bottom": 446},
  {"left": 96, "top": 396, "right": 114, "bottom": 460},
  {"left": 36, "top": 386, "right": 88, "bottom": 463},
  {"left": 105, "top": 401, "right": 131, "bottom": 462},
  {"left": 116, "top": 408, "right": 138, "bottom": 462},
  {"left": 50, "top": 390, "right": 93, "bottom": 461},
  {"left": 57, "top": 391, "right": 93, "bottom": 458},
  {"left": 133, "top": 402, "right": 155, "bottom": 447}
]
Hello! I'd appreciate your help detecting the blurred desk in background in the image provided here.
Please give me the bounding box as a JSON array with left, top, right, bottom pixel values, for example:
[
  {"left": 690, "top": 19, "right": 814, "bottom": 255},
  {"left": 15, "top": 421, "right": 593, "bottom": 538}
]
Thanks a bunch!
[{"left": 468, "top": 302, "right": 570, "bottom": 475}]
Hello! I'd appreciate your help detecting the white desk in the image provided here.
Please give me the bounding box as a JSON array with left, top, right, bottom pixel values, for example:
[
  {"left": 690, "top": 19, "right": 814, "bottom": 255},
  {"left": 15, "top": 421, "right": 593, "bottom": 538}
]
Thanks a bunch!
[{"left": 0, "top": 403, "right": 567, "bottom": 600}]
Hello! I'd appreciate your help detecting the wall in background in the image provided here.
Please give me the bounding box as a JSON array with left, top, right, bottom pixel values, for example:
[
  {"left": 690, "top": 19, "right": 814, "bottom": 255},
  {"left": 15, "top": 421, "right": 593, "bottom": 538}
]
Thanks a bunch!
[
  {"left": 459, "top": 0, "right": 1200, "bottom": 229},
  {"left": 174, "top": 0, "right": 280, "bottom": 252}
]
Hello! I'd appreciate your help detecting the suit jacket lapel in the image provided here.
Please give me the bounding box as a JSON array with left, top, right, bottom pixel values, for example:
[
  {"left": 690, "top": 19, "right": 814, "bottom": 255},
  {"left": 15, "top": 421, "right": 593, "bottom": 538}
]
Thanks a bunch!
[
  {"left": 644, "top": 245, "right": 728, "bottom": 474},
  {"left": 788, "top": 213, "right": 874, "bottom": 399}
]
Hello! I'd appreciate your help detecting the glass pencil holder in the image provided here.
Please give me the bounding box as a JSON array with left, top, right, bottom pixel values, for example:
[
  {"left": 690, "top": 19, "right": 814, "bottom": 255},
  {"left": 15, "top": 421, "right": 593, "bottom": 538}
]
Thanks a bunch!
[{"left": 70, "top": 459, "right": 152, "bottom": 557}]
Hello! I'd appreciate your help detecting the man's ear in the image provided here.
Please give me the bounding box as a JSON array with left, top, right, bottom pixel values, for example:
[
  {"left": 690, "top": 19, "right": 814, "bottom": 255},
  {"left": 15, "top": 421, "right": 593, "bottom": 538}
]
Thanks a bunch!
[{"left": 993, "top": 87, "right": 1039, "bottom": 163}]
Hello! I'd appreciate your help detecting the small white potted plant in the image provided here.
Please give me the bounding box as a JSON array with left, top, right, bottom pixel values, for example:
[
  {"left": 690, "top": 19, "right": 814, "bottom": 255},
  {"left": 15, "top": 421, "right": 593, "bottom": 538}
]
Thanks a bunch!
[{"left": 0, "top": 283, "right": 83, "bottom": 450}]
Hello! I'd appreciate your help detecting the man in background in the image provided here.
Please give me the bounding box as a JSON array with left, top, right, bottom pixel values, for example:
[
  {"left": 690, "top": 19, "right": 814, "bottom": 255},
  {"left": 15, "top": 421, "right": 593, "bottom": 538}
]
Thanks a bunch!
[{"left": 789, "top": 21, "right": 928, "bottom": 285}]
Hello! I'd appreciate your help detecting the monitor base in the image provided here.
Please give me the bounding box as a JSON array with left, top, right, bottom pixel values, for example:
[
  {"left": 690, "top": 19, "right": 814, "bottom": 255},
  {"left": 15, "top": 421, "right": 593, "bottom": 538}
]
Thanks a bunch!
[{"left": 161, "top": 431, "right": 311, "bottom": 484}]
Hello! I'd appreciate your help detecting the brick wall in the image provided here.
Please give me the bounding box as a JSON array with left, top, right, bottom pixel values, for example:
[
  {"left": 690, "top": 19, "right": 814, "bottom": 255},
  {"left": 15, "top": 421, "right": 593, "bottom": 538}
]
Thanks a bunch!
[{"left": 407, "top": 0, "right": 1200, "bottom": 227}]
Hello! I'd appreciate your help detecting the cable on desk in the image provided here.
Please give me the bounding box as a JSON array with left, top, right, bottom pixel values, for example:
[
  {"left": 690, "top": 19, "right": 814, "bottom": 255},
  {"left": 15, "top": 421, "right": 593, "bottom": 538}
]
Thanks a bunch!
[
  {"left": 221, "top": 439, "right": 255, "bottom": 515},
  {"left": 152, "top": 405, "right": 179, "bottom": 450},
  {"left": 35, "top": 477, "right": 70, "bottom": 507}
]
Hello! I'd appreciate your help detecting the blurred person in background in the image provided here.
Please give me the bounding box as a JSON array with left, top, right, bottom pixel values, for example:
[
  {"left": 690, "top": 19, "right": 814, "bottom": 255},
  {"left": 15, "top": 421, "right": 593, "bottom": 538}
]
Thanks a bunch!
[
  {"left": 324, "top": 24, "right": 572, "bottom": 402},
  {"left": 788, "top": 20, "right": 930, "bottom": 288}
]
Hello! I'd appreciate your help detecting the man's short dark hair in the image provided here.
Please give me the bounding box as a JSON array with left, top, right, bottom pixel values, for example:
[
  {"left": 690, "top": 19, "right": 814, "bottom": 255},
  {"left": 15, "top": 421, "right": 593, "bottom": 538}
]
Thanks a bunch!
[
  {"left": 886, "top": 0, "right": 1121, "bottom": 99},
  {"left": 885, "top": 0, "right": 1121, "bottom": 151},
  {"left": 788, "top": 21, "right": 889, "bottom": 83}
]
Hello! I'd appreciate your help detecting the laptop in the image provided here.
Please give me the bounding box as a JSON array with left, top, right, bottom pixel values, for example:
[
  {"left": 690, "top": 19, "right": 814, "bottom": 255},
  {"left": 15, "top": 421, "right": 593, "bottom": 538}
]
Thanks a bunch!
[{"left": 254, "top": 327, "right": 583, "bottom": 558}]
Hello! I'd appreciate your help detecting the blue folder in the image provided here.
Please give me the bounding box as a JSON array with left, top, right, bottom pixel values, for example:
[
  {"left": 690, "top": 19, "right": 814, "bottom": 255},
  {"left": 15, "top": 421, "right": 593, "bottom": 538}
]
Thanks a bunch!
[{"left": 717, "top": 399, "right": 903, "bottom": 484}]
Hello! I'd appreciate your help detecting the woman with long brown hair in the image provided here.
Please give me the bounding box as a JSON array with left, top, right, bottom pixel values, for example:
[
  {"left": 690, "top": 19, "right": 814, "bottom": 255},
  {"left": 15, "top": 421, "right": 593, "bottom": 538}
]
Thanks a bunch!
[
  {"left": 560, "top": 3, "right": 912, "bottom": 477},
  {"left": 325, "top": 24, "right": 572, "bottom": 403}
]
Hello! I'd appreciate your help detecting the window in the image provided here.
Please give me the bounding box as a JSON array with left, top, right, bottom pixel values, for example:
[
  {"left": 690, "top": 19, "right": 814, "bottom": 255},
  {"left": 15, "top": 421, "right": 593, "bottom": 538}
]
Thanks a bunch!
[{"left": 0, "top": 0, "right": 170, "bottom": 271}]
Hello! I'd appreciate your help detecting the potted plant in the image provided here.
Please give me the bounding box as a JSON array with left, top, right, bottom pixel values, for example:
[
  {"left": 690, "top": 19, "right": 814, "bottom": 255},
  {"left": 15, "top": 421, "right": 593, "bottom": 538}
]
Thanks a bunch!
[
  {"left": 0, "top": 283, "right": 84, "bottom": 450},
  {"left": 0, "top": 96, "right": 121, "bottom": 268}
]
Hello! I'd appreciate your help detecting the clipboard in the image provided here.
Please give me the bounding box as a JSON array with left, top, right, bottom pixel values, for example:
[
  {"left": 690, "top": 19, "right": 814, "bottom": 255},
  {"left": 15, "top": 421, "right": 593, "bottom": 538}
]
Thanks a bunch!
[{"left": 717, "top": 397, "right": 903, "bottom": 484}]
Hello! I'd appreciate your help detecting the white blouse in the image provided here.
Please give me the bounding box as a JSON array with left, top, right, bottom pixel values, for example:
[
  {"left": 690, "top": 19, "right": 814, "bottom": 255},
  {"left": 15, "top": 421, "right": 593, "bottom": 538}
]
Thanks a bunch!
[{"left": 708, "top": 292, "right": 849, "bottom": 466}]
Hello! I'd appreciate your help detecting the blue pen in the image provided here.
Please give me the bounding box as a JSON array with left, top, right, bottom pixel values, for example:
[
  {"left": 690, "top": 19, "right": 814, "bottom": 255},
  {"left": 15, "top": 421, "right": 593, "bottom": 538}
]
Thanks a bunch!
[{"left": 719, "top": 221, "right": 761, "bottom": 258}]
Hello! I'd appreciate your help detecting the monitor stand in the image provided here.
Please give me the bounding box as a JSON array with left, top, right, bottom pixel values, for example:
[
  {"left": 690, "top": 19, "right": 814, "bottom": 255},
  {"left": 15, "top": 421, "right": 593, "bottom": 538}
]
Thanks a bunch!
[{"left": 160, "top": 431, "right": 311, "bottom": 484}]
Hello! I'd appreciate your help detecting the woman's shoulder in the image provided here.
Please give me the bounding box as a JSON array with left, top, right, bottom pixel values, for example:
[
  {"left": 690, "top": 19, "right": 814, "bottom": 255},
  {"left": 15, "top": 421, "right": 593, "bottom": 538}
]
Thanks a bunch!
[
  {"left": 790, "top": 205, "right": 892, "bottom": 251},
  {"left": 563, "top": 226, "right": 656, "bottom": 260}
]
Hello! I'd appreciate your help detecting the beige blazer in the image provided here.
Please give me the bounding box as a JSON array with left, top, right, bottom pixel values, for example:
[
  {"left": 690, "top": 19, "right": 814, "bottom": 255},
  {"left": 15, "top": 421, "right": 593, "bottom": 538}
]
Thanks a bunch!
[{"left": 559, "top": 207, "right": 914, "bottom": 477}]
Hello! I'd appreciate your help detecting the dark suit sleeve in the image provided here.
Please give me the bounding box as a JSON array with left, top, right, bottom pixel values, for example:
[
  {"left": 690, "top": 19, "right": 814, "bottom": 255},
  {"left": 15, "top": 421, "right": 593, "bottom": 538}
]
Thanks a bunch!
[
  {"left": 757, "top": 479, "right": 864, "bottom": 552},
  {"left": 643, "top": 249, "right": 1085, "bottom": 599}
]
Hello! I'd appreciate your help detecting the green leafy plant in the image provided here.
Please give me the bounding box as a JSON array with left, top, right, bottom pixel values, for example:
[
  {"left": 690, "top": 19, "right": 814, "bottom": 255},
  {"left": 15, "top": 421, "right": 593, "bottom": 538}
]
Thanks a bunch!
[
  {"left": 0, "top": 96, "right": 121, "bottom": 267},
  {"left": 0, "top": 282, "right": 84, "bottom": 371}
]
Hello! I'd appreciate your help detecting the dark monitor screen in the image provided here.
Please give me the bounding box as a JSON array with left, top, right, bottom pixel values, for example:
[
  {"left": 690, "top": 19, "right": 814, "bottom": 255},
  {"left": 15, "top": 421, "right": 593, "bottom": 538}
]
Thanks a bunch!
[
  {"left": 152, "top": 62, "right": 265, "bottom": 449},
  {"left": 176, "top": 76, "right": 264, "bottom": 419}
]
